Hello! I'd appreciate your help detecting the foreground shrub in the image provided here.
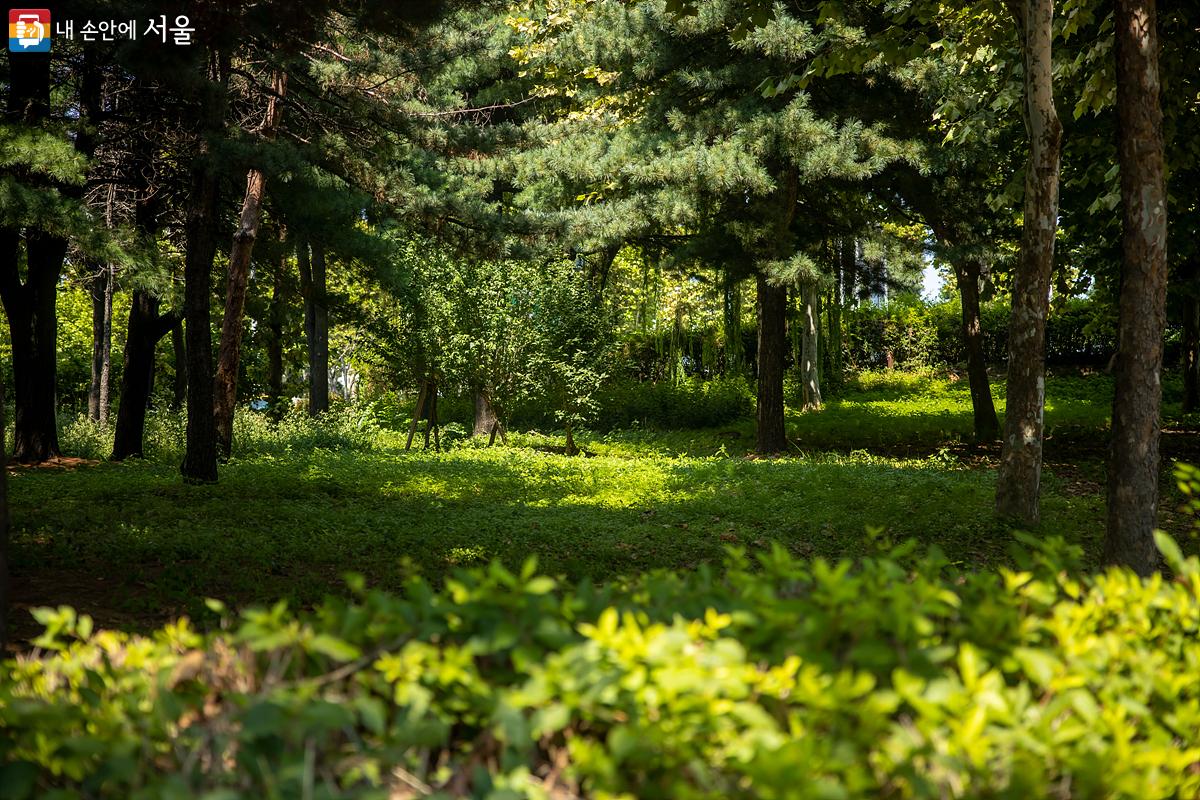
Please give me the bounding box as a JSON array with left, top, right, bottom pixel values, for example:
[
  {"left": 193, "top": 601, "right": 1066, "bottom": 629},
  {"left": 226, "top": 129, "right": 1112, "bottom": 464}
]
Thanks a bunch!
[{"left": 2, "top": 532, "right": 1198, "bottom": 799}]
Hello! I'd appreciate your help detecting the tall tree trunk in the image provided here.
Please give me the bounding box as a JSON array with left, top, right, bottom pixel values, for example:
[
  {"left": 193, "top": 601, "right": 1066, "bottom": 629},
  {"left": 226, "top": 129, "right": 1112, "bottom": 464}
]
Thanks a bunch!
[
  {"left": 180, "top": 160, "right": 222, "bottom": 482},
  {"left": 88, "top": 260, "right": 115, "bottom": 424},
  {"left": 5, "top": 232, "right": 66, "bottom": 463},
  {"left": 172, "top": 322, "right": 187, "bottom": 410},
  {"left": 756, "top": 274, "right": 788, "bottom": 454},
  {"left": 180, "top": 52, "right": 228, "bottom": 484},
  {"left": 214, "top": 70, "right": 287, "bottom": 457},
  {"left": 827, "top": 239, "right": 847, "bottom": 392},
  {"left": 914, "top": 194, "right": 1001, "bottom": 444},
  {"left": 88, "top": 182, "right": 118, "bottom": 424},
  {"left": 0, "top": 373, "right": 9, "bottom": 652},
  {"left": 112, "top": 293, "right": 177, "bottom": 460},
  {"left": 1105, "top": 0, "right": 1168, "bottom": 575},
  {"left": 723, "top": 271, "right": 743, "bottom": 375},
  {"left": 956, "top": 256, "right": 1001, "bottom": 441},
  {"left": 799, "top": 280, "right": 822, "bottom": 411},
  {"left": 1, "top": 52, "right": 64, "bottom": 463},
  {"left": 266, "top": 250, "right": 286, "bottom": 417},
  {"left": 995, "top": 0, "right": 1062, "bottom": 525},
  {"left": 1183, "top": 289, "right": 1199, "bottom": 413},
  {"left": 299, "top": 240, "right": 330, "bottom": 416},
  {"left": 473, "top": 387, "right": 499, "bottom": 438}
]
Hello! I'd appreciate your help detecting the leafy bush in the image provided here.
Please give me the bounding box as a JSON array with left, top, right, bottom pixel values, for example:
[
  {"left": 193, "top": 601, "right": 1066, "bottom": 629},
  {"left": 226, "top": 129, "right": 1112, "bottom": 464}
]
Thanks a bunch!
[
  {"left": 594, "top": 377, "right": 753, "bottom": 430},
  {"left": 2, "top": 531, "right": 1198, "bottom": 799},
  {"left": 57, "top": 414, "right": 112, "bottom": 460},
  {"left": 57, "top": 407, "right": 385, "bottom": 462},
  {"left": 844, "top": 297, "right": 1117, "bottom": 370},
  {"left": 231, "top": 407, "right": 381, "bottom": 456}
]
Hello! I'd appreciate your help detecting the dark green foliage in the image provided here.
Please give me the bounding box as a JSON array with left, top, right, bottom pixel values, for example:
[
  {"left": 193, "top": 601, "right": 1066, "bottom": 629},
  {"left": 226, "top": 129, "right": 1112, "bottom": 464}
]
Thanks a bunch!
[
  {"left": 591, "top": 377, "right": 753, "bottom": 430},
  {"left": 436, "top": 378, "right": 753, "bottom": 432},
  {"left": 2, "top": 532, "right": 1198, "bottom": 798},
  {"left": 843, "top": 297, "right": 1117, "bottom": 371}
]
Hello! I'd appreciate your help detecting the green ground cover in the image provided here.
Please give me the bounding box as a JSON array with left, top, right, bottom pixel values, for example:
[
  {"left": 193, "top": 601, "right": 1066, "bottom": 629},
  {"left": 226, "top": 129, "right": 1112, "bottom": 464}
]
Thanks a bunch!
[{"left": 9, "top": 371, "right": 1196, "bottom": 641}]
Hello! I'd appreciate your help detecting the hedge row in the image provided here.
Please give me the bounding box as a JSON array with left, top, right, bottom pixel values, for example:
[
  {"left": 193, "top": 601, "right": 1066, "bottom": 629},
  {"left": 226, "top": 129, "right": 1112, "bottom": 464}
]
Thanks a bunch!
[{"left": 2, "top": 531, "right": 1198, "bottom": 799}]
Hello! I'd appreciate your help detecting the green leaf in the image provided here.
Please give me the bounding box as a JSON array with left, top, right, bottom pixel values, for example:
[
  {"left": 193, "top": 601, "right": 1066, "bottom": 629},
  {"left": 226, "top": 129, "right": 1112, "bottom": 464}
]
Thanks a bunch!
[
  {"left": 1154, "top": 531, "right": 1185, "bottom": 573},
  {"left": 1013, "top": 647, "right": 1059, "bottom": 688},
  {"left": 309, "top": 633, "right": 362, "bottom": 661}
]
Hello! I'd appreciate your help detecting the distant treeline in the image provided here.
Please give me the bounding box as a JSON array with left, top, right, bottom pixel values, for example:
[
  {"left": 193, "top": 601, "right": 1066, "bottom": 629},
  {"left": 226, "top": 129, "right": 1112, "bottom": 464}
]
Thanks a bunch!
[{"left": 617, "top": 297, "right": 1124, "bottom": 380}]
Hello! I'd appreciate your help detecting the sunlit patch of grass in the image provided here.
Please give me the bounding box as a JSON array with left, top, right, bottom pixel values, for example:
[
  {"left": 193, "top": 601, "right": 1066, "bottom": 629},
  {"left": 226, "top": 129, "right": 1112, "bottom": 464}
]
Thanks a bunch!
[{"left": 21, "top": 370, "right": 1181, "bottom": 636}]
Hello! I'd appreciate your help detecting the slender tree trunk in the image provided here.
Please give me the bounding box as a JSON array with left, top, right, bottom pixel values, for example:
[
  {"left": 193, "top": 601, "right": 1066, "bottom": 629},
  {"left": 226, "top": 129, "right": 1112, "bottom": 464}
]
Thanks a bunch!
[
  {"left": 800, "top": 280, "right": 822, "bottom": 411},
  {"left": 1183, "top": 290, "right": 1199, "bottom": 413},
  {"left": 995, "top": 0, "right": 1062, "bottom": 525},
  {"left": 180, "top": 160, "right": 222, "bottom": 482},
  {"left": 214, "top": 70, "right": 287, "bottom": 457},
  {"left": 756, "top": 274, "right": 788, "bottom": 454},
  {"left": 406, "top": 379, "right": 429, "bottom": 451},
  {"left": 88, "top": 260, "right": 115, "bottom": 424},
  {"left": 0, "top": 236, "right": 12, "bottom": 649},
  {"left": 827, "top": 239, "right": 847, "bottom": 392},
  {"left": 956, "top": 257, "right": 1001, "bottom": 441},
  {"left": 588, "top": 244, "right": 619, "bottom": 294},
  {"left": 723, "top": 271, "right": 743, "bottom": 375},
  {"left": 266, "top": 253, "right": 285, "bottom": 417},
  {"left": 299, "top": 240, "right": 330, "bottom": 416},
  {"left": 88, "top": 181, "right": 118, "bottom": 424},
  {"left": 172, "top": 322, "right": 187, "bottom": 410},
  {"left": 112, "top": 293, "right": 177, "bottom": 460},
  {"left": 1105, "top": 0, "right": 1168, "bottom": 575},
  {"left": 0, "top": 373, "right": 9, "bottom": 652},
  {"left": 473, "top": 388, "right": 499, "bottom": 437}
]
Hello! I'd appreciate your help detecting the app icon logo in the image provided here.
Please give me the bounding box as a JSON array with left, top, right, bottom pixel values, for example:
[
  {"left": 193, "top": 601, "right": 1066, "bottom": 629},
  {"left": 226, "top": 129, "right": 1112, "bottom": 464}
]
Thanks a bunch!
[{"left": 9, "top": 9, "right": 51, "bottom": 52}]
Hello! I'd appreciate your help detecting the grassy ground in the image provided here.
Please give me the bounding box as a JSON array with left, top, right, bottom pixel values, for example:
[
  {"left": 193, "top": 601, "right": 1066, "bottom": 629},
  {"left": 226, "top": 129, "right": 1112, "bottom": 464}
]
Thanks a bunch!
[{"left": 8, "top": 369, "right": 1198, "bottom": 647}]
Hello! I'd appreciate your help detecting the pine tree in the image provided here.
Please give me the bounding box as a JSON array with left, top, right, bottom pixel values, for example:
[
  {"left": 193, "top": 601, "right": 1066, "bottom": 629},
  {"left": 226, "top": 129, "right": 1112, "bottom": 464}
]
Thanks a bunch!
[{"left": 499, "top": 0, "right": 914, "bottom": 452}]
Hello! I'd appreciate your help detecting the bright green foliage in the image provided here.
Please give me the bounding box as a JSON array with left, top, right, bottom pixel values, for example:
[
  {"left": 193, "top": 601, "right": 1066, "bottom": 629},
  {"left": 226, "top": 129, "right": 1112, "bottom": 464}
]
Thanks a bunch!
[
  {"left": 2, "top": 532, "right": 1198, "bottom": 798},
  {"left": 526, "top": 264, "right": 615, "bottom": 447}
]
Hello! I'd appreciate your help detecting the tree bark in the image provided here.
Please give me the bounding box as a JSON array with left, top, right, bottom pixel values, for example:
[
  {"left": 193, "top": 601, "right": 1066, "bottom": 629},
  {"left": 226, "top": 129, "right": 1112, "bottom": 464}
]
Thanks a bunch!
[
  {"left": 827, "top": 239, "right": 848, "bottom": 392},
  {"left": 799, "top": 280, "right": 822, "bottom": 411},
  {"left": 87, "top": 260, "right": 115, "bottom": 424},
  {"left": 88, "top": 181, "right": 118, "bottom": 424},
  {"left": 956, "top": 256, "right": 1001, "bottom": 442},
  {"left": 1, "top": 231, "right": 65, "bottom": 463},
  {"left": 0, "top": 372, "right": 10, "bottom": 652},
  {"left": 299, "top": 240, "right": 330, "bottom": 416},
  {"left": 214, "top": 70, "right": 287, "bottom": 457},
  {"left": 908, "top": 184, "right": 1001, "bottom": 444},
  {"left": 995, "top": 0, "right": 1062, "bottom": 525},
  {"left": 266, "top": 251, "right": 286, "bottom": 417},
  {"left": 1105, "top": 0, "right": 1168, "bottom": 575},
  {"left": 180, "top": 51, "right": 229, "bottom": 483},
  {"left": 180, "top": 159, "right": 222, "bottom": 483},
  {"left": 755, "top": 273, "right": 788, "bottom": 454},
  {"left": 112, "top": 293, "right": 177, "bottom": 460},
  {"left": 1, "top": 52, "right": 65, "bottom": 463},
  {"left": 473, "top": 387, "right": 499, "bottom": 437},
  {"left": 405, "top": 379, "right": 429, "bottom": 451},
  {"left": 723, "top": 271, "right": 743, "bottom": 375}
]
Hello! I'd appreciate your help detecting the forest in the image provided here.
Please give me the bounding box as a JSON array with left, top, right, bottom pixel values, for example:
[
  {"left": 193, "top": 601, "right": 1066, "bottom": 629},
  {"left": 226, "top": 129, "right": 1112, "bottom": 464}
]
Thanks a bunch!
[{"left": 0, "top": 0, "right": 1198, "bottom": 797}]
